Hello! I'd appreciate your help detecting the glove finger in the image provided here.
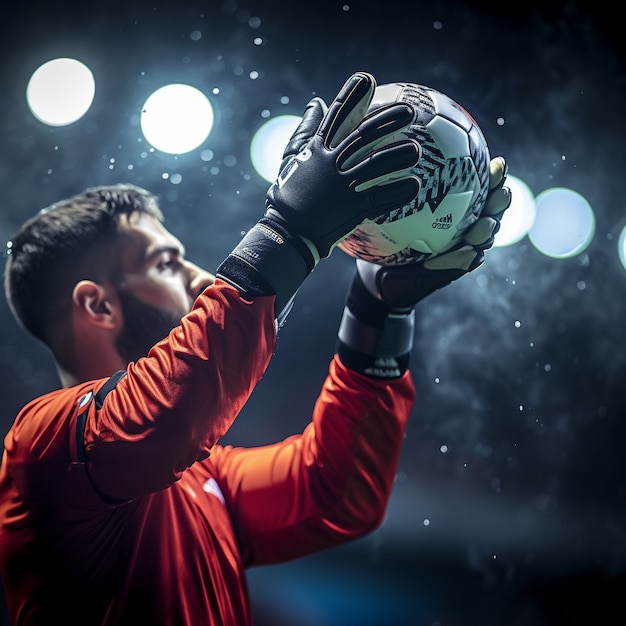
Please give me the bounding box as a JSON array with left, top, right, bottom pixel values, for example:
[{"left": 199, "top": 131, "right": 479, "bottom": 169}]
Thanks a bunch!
[
  {"left": 282, "top": 97, "right": 328, "bottom": 160},
  {"left": 338, "top": 103, "right": 417, "bottom": 170},
  {"left": 483, "top": 156, "right": 512, "bottom": 217},
  {"left": 424, "top": 245, "right": 484, "bottom": 272},
  {"left": 318, "top": 72, "right": 376, "bottom": 150},
  {"left": 464, "top": 215, "right": 499, "bottom": 248},
  {"left": 349, "top": 140, "right": 421, "bottom": 189},
  {"left": 483, "top": 185, "right": 512, "bottom": 217},
  {"left": 360, "top": 177, "right": 421, "bottom": 217},
  {"left": 489, "top": 156, "right": 508, "bottom": 191}
]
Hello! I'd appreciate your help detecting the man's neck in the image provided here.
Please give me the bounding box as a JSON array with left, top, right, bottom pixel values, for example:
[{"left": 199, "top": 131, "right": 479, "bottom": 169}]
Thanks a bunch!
[
  {"left": 55, "top": 358, "right": 126, "bottom": 389},
  {"left": 56, "top": 364, "right": 81, "bottom": 388}
]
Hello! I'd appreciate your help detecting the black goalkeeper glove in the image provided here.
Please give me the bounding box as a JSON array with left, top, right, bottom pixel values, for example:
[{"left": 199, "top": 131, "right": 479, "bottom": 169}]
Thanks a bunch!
[
  {"left": 337, "top": 156, "right": 511, "bottom": 378},
  {"left": 217, "top": 71, "right": 421, "bottom": 324}
]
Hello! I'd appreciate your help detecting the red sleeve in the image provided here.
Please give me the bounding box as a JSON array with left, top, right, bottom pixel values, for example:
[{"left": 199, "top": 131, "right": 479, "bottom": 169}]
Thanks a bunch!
[
  {"left": 84, "top": 280, "right": 277, "bottom": 500},
  {"left": 209, "top": 355, "right": 416, "bottom": 566}
]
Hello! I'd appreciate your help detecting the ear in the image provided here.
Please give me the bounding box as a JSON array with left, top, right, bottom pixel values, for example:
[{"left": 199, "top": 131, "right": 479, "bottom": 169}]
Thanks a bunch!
[{"left": 72, "top": 280, "right": 119, "bottom": 330}]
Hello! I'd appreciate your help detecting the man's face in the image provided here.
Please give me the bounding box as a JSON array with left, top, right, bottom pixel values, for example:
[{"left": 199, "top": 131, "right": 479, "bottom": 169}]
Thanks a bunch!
[{"left": 113, "top": 213, "right": 215, "bottom": 363}]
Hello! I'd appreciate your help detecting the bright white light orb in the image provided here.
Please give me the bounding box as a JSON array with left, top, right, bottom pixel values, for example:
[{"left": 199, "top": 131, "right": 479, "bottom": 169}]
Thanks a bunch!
[
  {"left": 618, "top": 225, "right": 626, "bottom": 273},
  {"left": 251, "top": 115, "right": 301, "bottom": 182},
  {"left": 26, "top": 58, "right": 95, "bottom": 126},
  {"left": 493, "top": 175, "right": 536, "bottom": 247},
  {"left": 528, "top": 187, "right": 595, "bottom": 258},
  {"left": 140, "top": 84, "right": 214, "bottom": 154}
]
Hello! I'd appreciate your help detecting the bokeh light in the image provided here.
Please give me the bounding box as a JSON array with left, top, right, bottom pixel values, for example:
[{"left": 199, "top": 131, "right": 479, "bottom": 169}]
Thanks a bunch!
[
  {"left": 618, "top": 224, "right": 626, "bottom": 272},
  {"left": 250, "top": 114, "right": 301, "bottom": 182},
  {"left": 140, "top": 84, "right": 214, "bottom": 155},
  {"left": 493, "top": 175, "right": 536, "bottom": 247},
  {"left": 528, "top": 187, "right": 595, "bottom": 258},
  {"left": 26, "top": 58, "right": 95, "bottom": 126}
]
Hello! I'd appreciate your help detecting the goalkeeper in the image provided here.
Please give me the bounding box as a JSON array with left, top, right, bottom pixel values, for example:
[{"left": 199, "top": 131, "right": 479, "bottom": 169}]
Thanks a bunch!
[{"left": 0, "top": 72, "right": 510, "bottom": 625}]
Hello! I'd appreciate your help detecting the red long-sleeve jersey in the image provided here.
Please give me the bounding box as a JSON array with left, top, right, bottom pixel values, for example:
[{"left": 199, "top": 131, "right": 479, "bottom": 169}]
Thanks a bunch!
[{"left": 0, "top": 280, "right": 415, "bottom": 625}]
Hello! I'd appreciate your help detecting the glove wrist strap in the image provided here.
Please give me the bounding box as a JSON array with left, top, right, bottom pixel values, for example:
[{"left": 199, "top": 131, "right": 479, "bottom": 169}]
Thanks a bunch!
[
  {"left": 216, "top": 216, "right": 316, "bottom": 324},
  {"left": 338, "top": 308, "right": 414, "bottom": 355},
  {"left": 337, "top": 307, "right": 415, "bottom": 379}
]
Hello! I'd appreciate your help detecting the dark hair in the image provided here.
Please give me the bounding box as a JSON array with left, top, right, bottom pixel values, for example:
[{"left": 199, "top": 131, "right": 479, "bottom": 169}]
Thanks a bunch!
[{"left": 4, "top": 183, "right": 164, "bottom": 345}]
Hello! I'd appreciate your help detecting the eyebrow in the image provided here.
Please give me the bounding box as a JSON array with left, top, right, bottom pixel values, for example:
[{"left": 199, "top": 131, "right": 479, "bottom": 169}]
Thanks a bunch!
[{"left": 146, "top": 243, "right": 186, "bottom": 261}]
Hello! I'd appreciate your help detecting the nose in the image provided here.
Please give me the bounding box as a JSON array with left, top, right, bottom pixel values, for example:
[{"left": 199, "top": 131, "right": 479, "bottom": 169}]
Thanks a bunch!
[{"left": 186, "top": 261, "right": 215, "bottom": 299}]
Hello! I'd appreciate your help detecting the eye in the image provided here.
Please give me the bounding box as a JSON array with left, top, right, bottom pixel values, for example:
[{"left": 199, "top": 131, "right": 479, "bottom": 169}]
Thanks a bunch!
[{"left": 157, "top": 253, "right": 180, "bottom": 271}]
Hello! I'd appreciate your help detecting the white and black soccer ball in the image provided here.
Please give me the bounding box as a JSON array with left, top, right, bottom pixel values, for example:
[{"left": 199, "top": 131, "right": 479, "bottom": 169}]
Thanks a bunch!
[{"left": 338, "top": 82, "right": 491, "bottom": 266}]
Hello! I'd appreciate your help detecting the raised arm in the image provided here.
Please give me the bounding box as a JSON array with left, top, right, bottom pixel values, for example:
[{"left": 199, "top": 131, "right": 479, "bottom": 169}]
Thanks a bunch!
[{"left": 85, "top": 72, "right": 421, "bottom": 501}]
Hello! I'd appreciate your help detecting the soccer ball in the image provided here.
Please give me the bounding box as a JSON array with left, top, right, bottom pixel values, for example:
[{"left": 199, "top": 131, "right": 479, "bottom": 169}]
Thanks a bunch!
[{"left": 338, "top": 82, "right": 491, "bottom": 265}]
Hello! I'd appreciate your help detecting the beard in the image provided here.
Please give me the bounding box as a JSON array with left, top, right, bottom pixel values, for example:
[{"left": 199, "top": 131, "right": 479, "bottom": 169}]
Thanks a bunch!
[{"left": 115, "top": 289, "right": 183, "bottom": 364}]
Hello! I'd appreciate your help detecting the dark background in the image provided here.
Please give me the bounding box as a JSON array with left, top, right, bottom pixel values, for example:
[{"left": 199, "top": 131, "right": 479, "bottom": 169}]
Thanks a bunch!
[{"left": 0, "top": 1, "right": 625, "bottom": 624}]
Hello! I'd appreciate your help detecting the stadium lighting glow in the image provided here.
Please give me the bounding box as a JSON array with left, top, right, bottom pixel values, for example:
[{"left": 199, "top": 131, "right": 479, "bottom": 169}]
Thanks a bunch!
[
  {"left": 26, "top": 58, "right": 95, "bottom": 126},
  {"left": 618, "top": 224, "right": 626, "bottom": 273},
  {"left": 528, "top": 187, "right": 595, "bottom": 258},
  {"left": 250, "top": 114, "right": 301, "bottom": 182},
  {"left": 493, "top": 175, "right": 536, "bottom": 247},
  {"left": 140, "top": 84, "right": 214, "bottom": 155}
]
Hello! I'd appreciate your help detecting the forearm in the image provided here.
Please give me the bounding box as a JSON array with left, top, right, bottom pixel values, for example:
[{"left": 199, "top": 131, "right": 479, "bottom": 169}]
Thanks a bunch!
[
  {"left": 304, "top": 357, "right": 414, "bottom": 532},
  {"left": 216, "top": 356, "right": 414, "bottom": 566}
]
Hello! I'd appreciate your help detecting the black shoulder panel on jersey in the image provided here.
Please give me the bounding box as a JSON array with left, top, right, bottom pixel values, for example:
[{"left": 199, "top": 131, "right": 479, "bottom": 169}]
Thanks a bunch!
[{"left": 75, "top": 369, "right": 127, "bottom": 463}]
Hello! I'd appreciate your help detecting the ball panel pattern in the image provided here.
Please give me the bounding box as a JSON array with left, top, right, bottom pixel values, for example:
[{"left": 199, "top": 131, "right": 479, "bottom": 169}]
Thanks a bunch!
[{"left": 338, "top": 82, "right": 490, "bottom": 266}]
